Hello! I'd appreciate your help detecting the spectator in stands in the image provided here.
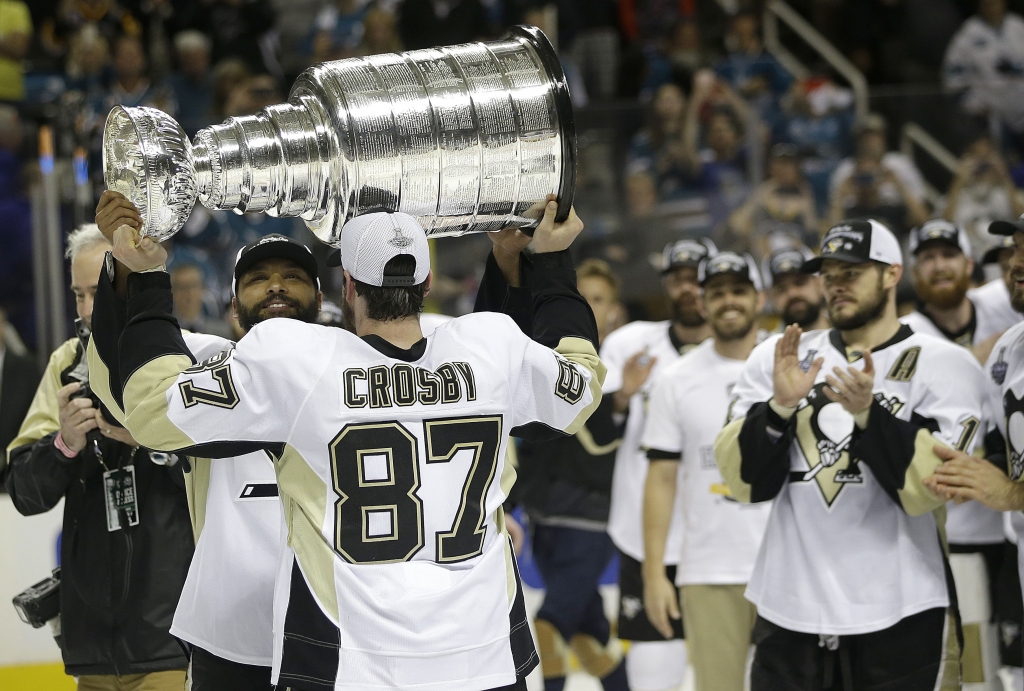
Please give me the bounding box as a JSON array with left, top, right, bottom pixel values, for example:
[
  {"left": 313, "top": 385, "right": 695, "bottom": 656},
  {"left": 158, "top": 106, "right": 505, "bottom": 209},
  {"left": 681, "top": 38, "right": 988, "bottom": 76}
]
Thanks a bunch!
[
  {"left": 99, "top": 33, "right": 173, "bottom": 114},
  {"left": 357, "top": 5, "right": 402, "bottom": 57},
  {"left": 211, "top": 57, "right": 250, "bottom": 120},
  {"left": 943, "top": 0, "right": 1024, "bottom": 156},
  {"left": 684, "top": 71, "right": 755, "bottom": 229},
  {"left": 624, "top": 168, "right": 659, "bottom": 219},
  {"left": 558, "top": 0, "right": 619, "bottom": 101},
  {"left": 0, "top": 105, "right": 32, "bottom": 347},
  {"left": 64, "top": 23, "right": 111, "bottom": 94},
  {"left": 829, "top": 113, "right": 928, "bottom": 217},
  {"left": 0, "top": 306, "right": 39, "bottom": 480},
  {"left": 667, "top": 20, "right": 718, "bottom": 92},
  {"left": 6, "top": 225, "right": 192, "bottom": 689},
  {"left": 944, "top": 135, "right": 1024, "bottom": 251},
  {"left": 398, "top": 0, "right": 488, "bottom": 51},
  {"left": 0, "top": 0, "right": 30, "bottom": 102},
  {"left": 827, "top": 152, "right": 930, "bottom": 237},
  {"left": 775, "top": 76, "right": 855, "bottom": 211},
  {"left": 728, "top": 143, "right": 819, "bottom": 257},
  {"left": 190, "top": 0, "right": 277, "bottom": 73},
  {"left": 168, "top": 30, "right": 215, "bottom": 137},
  {"left": 714, "top": 12, "right": 792, "bottom": 113},
  {"left": 224, "top": 73, "right": 280, "bottom": 118},
  {"left": 309, "top": 0, "right": 369, "bottom": 63},
  {"left": 627, "top": 83, "right": 695, "bottom": 201},
  {"left": 170, "top": 263, "right": 234, "bottom": 339},
  {"left": 40, "top": 1, "right": 137, "bottom": 65}
]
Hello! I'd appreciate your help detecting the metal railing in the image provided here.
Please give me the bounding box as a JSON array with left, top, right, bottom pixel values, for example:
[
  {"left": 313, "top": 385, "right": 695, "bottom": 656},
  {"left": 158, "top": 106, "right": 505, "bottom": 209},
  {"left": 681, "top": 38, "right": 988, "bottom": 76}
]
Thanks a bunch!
[
  {"left": 899, "top": 122, "right": 958, "bottom": 206},
  {"left": 763, "top": 0, "right": 869, "bottom": 118}
]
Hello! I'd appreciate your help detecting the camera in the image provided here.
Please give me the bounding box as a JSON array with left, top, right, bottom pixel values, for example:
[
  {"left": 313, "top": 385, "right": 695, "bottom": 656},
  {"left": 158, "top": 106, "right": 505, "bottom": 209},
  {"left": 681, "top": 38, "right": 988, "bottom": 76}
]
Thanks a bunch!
[{"left": 13, "top": 568, "right": 60, "bottom": 628}]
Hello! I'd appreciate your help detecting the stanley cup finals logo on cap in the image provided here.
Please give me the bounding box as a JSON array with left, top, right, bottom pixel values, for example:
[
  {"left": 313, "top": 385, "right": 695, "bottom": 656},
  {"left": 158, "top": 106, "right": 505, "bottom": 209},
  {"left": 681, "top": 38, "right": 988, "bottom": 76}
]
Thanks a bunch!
[{"left": 802, "top": 219, "right": 903, "bottom": 273}]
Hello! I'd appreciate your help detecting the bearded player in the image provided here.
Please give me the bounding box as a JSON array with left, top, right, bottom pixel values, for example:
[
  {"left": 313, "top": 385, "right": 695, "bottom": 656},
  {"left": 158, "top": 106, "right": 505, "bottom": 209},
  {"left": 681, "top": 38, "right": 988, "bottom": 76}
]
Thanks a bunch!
[
  {"left": 716, "top": 219, "right": 987, "bottom": 690},
  {"left": 603, "top": 239, "right": 716, "bottom": 691}
]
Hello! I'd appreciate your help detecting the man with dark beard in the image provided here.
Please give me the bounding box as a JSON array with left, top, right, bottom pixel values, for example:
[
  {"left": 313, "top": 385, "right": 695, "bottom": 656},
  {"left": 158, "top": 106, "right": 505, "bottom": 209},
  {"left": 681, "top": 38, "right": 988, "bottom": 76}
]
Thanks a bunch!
[
  {"left": 902, "top": 219, "right": 1017, "bottom": 687},
  {"left": 715, "top": 219, "right": 987, "bottom": 691},
  {"left": 641, "top": 253, "right": 771, "bottom": 691},
  {"left": 762, "top": 246, "right": 829, "bottom": 332},
  {"left": 91, "top": 190, "right": 323, "bottom": 691},
  {"left": 603, "top": 238, "right": 715, "bottom": 691}
]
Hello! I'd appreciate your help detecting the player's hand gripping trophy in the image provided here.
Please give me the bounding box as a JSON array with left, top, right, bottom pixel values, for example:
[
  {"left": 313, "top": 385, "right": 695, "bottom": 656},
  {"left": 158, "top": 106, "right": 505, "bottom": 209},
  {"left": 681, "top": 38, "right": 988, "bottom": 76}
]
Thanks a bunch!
[{"left": 101, "top": 26, "right": 576, "bottom": 248}]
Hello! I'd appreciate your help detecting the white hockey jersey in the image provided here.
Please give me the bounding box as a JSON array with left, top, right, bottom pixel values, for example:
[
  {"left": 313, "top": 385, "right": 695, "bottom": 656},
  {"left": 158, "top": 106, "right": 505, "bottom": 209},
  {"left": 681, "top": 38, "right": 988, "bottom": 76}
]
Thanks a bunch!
[
  {"left": 984, "top": 321, "right": 1024, "bottom": 608},
  {"left": 900, "top": 282, "right": 1022, "bottom": 545},
  {"left": 640, "top": 340, "right": 771, "bottom": 586},
  {"left": 716, "top": 325, "right": 986, "bottom": 635},
  {"left": 603, "top": 320, "right": 700, "bottom": 562},
  {"left": 113, "top": 312, "right": 603, "bottom": 691},
  {"left": 90, "top": 330, "right": 284, "bottom": 666}
]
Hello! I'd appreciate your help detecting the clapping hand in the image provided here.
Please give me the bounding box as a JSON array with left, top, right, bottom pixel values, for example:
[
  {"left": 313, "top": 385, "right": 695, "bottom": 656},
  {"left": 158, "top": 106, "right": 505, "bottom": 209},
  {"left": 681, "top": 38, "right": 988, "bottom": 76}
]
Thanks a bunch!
[
  {"left": 773, "top": 324, "right": 823, "bottom": 407},
  {"left": 823, "top": 350, "right": 875, "bottom": 415}
]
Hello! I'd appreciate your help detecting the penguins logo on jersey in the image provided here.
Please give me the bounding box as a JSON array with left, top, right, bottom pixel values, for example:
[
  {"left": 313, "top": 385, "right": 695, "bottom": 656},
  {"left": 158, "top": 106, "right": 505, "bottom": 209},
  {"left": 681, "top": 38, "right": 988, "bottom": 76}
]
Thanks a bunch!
[
  {"left": 795, "top": 383, "right": 904, "bottom": 506},
  {"left": 1004, "top": 389, "right": 1024, "bottom": 480}
]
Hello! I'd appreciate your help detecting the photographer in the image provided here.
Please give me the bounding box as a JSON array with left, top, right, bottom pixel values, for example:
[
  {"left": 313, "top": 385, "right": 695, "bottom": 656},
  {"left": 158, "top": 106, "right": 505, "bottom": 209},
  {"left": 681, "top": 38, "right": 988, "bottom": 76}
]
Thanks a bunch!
[{"left": 5, "top": 225, "right": 191, "bottom": 690}]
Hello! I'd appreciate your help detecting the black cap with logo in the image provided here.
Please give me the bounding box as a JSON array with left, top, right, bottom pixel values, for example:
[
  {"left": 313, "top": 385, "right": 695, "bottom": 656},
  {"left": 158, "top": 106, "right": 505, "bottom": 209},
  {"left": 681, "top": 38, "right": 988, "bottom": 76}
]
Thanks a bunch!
[
  {"left": 698, "top": 251, "right": 763, "bottom": 290},
  {"left": 762, "top": 245, "right": 814, "bottom": 289},
  {"left": 232, "top": 234, "right": 320, "bottom": 296},
  {"left": 661, "top": 238, "right": 718, "bottom": 273},
  {"left": 801, "top": 219, "right": 903, "bottom": 273},
  {"left": 908, "top": 219, "right": 971, "bottom": 257}
]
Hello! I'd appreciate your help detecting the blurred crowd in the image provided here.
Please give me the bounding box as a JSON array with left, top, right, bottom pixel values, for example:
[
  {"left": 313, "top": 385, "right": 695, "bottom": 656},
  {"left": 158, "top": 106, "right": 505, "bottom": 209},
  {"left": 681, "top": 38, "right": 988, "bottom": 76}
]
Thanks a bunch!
[{"left": 0, "top": 0, "right": 1023, "bottom": 352}]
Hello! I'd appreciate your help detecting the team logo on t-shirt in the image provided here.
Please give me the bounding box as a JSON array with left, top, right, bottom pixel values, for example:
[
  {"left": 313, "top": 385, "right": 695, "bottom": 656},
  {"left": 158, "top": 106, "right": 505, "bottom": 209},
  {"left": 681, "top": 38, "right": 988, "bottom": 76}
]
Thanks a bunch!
[{"left": 794, "top": 383, "right": 904, "bottom": 507}]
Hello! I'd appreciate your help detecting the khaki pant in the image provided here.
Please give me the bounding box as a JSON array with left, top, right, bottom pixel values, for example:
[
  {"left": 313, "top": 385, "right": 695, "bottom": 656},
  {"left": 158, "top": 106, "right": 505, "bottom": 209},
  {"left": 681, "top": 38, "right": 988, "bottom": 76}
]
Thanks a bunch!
[
  {"left": 681, "top": 583, "right": 757, "bottom": 691},
  {"left": 77, "top": 670, "right": 186, "bottom": 691}
]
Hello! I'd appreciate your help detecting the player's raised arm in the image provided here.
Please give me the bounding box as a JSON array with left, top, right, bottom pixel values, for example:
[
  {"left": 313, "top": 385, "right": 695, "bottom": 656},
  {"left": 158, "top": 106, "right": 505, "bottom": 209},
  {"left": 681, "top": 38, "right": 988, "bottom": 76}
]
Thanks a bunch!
[
  {"left": 100, "top": 226, "right": 323, "bottom": 457},
  {"left": 508, "top": 202, "right": 606, "bottom": 438},
  {"left": 714, "top": 331, "right": 800, "bottom": 503}
]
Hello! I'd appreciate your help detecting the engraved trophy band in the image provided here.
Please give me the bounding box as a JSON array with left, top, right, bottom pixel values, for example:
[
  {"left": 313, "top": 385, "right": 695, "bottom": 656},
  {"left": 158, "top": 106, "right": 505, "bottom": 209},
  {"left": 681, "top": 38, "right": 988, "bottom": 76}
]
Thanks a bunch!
[{"left": 102, "top": 25, "right": 576, "bottom": 245}]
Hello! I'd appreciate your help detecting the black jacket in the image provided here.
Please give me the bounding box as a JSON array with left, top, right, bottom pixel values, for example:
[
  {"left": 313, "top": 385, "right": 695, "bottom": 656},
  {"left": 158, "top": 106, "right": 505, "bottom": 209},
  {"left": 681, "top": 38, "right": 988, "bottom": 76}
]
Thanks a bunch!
[
  {"left": 474, "top": 251, "right": 623, "bottom": 526},
  {"left": 0, "top": 348, "right": 41, "bottom": 475},
  {"left": 5, "top": 338, "right": 192, "bottom": 676}
]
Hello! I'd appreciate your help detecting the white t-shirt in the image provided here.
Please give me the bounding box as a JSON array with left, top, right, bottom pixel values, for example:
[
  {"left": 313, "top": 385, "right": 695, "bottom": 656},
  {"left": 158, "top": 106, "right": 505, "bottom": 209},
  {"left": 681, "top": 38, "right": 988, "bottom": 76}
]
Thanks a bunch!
[
  {"left": 727, "top": 326, "right": 986, "bottom": 635},
  {"left": 641, "top": 340, "right": 771, "bottom": 585},
  {"left": 603, "top": 320, "right": 698, "bottom": 561}
]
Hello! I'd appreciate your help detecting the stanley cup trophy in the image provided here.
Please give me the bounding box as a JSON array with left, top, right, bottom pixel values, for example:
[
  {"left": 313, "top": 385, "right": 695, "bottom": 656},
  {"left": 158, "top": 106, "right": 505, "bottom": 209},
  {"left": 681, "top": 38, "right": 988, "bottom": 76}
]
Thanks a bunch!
[{"left": 102, "top": 25, "right": 575, "bottom": 245}]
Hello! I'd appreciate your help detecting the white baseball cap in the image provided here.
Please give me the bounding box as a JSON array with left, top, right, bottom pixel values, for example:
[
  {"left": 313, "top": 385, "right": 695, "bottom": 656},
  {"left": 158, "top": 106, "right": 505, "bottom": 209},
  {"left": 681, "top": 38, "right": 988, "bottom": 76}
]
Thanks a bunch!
[{"left": 329, "top": 211, "right": 431, "bottom": 287}]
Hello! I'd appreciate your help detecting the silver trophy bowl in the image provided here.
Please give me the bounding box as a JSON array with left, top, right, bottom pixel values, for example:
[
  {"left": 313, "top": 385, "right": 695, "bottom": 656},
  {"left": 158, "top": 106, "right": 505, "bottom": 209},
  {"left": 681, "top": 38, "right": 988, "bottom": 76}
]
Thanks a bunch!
[{"left": 102, "top": 25, "right": 575, "bottom": 245}]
